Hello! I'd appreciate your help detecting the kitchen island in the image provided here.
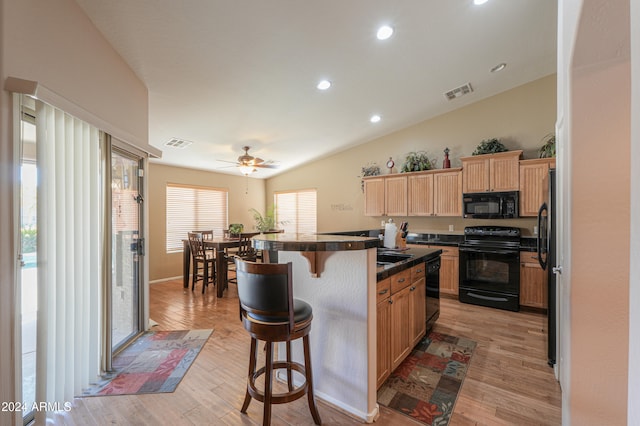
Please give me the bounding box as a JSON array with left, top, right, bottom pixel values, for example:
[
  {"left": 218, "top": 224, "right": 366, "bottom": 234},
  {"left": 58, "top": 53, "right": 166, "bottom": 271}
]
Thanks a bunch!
[{"left": 252, "top": 233, "right": 441, "bottom": 422}]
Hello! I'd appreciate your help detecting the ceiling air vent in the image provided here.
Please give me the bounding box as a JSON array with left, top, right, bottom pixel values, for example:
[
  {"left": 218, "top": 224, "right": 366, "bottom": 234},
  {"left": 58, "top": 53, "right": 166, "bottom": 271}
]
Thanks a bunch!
[
  {"left": 164, "top": 138, "right": 193, "bottom": 149},
  {"left": 444, "top": 83, "right": 473, "bottom": 101}
]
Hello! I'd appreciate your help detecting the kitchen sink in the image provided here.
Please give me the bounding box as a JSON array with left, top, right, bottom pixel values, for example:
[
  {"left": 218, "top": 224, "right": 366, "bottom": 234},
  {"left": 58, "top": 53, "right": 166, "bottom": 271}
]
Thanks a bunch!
[{"left": 376, "top": 252, "right": 413, "bottom": 265}]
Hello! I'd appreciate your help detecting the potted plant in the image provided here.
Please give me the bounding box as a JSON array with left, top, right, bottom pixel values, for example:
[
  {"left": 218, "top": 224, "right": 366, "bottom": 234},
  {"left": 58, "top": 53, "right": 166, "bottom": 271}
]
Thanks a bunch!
[
  {"left": 228, "top": 223, "right": 244, "bottom": 237},
  {"left": 472, "top": 138, "right": 508, "bottom": 155},
  {"left": 538, "top": 133, "right": 556, "bottom": 158},
  {"left": 249, "top": 205, "right": 277, "bottom": 233},
  {"left": 359, "top": 163, "right": 381, "bottom": 191},
  {"left": 400, "top": 151, "right": 433, "bottom": 172}
]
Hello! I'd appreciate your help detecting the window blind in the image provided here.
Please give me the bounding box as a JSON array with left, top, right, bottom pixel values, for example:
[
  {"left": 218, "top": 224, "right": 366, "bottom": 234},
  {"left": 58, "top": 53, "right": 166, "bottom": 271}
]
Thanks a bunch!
[
  {"left": 166, "top": 184, "right": 228, "bottom": 252},
  {"left": 275, "top": 189, "right": 317, "bottom": 234}
]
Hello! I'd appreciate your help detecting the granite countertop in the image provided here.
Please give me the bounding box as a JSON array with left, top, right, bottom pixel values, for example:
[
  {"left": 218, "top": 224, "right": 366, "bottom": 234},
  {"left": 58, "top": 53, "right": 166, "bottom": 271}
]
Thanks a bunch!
[
  {"left": 376, "top": 246, "right": 442, "bottom": 281},
  {"left": 252, "top": 232, "right": 380, "bottom": 252}
]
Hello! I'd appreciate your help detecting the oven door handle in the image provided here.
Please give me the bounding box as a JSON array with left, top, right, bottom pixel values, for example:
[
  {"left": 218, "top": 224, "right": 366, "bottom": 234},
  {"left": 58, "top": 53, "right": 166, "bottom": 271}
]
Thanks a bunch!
[{"left": 459, "top": 247, "right": 518, "bottom": 256}]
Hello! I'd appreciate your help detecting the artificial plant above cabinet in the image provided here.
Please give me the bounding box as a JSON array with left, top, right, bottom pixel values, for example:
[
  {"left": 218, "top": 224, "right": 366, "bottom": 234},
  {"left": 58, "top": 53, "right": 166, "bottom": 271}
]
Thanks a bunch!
[{"left": 461, "top": 150, "right": 523, "bottom": 193}]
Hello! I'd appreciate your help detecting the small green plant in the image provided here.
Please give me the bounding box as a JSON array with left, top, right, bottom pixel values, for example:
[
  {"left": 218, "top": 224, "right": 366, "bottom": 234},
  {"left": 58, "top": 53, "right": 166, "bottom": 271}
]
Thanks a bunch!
[
  {"left": 21, "top": 226, "right": 37, "bottom": 253},
  {"left": 249, "top": 206, "right": 276, "bottom": 232},
  {"left": 228, "top": 223, "right": 244, "bottom": 236},
  {"left": 538, "top": 133, "right": 556, "bottom": 158},
  {"left": 472, "top": 138, "right": 508, "bottom": 155},
  {"left": 400, "top": 151, "right": 433, "bottom": 172},
  {"left": 359, "top": 163, "right": 381, "bottom": 191}
]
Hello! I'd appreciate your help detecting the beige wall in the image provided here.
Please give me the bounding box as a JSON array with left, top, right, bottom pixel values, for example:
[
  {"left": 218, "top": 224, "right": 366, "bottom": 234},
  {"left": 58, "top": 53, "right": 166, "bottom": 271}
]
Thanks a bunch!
[
  {"left": 266, "top": 75, "right": 556, "bottom": 235},
  {"left": 569, "top": 5, "right": 631, "bottom": 424},
  {"left": 148, "top": 163, "right": 267, "bottom": 281}
]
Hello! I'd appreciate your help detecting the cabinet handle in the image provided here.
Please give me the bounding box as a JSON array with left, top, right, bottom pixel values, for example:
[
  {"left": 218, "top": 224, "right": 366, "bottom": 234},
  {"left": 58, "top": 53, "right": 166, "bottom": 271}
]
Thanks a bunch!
[
  {"left": 389, "top": 299, "right": 393, "bottom": 304},
  {"left": 410, "top": 286, "right": 416, "bottom": 291},
  {"left": 397, "top": 278, "right": 405, "bottom": 283},
  {"left": 416, "top": 268, "right": 423, "bottom": 273},
  {"left": 378, "top": 289, "right": 389, "bottom": 295}
]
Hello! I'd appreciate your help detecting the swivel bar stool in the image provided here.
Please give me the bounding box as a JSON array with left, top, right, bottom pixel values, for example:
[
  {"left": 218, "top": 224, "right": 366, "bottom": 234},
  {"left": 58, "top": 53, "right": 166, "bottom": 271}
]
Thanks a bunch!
[{"left": 234, "top": 259, "right": 321, "bottom": 426}]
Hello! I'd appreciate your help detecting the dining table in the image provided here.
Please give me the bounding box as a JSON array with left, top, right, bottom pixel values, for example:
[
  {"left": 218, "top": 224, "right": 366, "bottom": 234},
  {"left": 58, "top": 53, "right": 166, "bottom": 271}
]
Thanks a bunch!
[{"left": 182, "top": 230, "right": 281, "bottom": 297}]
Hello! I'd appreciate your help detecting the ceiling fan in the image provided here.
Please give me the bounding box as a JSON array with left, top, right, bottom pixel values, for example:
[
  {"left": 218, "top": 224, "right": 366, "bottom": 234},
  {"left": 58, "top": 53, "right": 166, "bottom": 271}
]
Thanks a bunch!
[{"left": 220, "top": 146, "right": 279, "bottom": 175}]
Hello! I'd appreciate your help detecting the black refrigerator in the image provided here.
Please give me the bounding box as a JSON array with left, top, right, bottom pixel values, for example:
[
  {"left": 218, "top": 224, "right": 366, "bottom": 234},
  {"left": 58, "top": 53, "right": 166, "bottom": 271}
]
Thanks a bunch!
[{"left": 537, "top": 168, "right": 556, "bottom": 367}]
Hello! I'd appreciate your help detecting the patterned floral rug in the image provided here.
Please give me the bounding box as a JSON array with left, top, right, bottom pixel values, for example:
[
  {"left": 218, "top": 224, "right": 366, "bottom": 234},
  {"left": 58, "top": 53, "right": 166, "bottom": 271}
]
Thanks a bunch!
[
  {"left": 377, "top": 331, "right": 477, "bottom": 425},
  {"left": 80, "top": 329, "right": 212, "bottom": 396}
]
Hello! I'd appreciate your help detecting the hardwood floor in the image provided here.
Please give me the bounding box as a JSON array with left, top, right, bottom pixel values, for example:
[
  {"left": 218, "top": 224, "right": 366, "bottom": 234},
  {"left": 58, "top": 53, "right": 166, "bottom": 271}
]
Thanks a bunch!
[{"left": 54, "top": 280, "right": 561, "bottom": 425}]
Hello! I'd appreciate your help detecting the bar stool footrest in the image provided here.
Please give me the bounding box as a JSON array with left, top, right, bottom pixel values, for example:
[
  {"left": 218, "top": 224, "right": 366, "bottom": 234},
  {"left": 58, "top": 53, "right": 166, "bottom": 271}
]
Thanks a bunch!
[{"left": 247, "top": 361, "right": 308, "bottom": 404}]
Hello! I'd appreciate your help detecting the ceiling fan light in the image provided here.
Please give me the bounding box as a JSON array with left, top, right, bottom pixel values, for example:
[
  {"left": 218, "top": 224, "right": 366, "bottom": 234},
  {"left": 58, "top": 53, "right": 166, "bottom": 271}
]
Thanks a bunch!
[{"left": 239, "top": 165, "right": 255, "bottom": 176}]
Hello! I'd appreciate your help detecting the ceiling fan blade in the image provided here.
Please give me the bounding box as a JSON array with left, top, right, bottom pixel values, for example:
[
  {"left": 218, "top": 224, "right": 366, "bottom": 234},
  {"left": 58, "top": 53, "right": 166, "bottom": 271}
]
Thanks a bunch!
[
  {"left": 254, "top": 163, "right": 279, "bottom": 169},
  {"left": 217, "top": 159, "right": 239, "bottom": 164}
]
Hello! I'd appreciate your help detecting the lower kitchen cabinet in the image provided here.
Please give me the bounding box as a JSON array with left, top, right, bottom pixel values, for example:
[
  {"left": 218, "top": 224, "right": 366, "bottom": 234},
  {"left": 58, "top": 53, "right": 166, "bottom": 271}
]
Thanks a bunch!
[
  {"left": 377, "top": 264, "right": 427, "bottom": 388},
  {"left": 520, "top": 251, "right": 548, "bottom": 309},
  {"left": 376, "top": 278, "right": 392, "bottom": 389},
  {"left": 428, "top": 245, "right": 459, "bottom": 296}
]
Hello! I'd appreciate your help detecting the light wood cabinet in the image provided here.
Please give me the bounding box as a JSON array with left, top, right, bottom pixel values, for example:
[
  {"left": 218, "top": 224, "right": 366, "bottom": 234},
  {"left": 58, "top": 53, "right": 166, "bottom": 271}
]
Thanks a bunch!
[
  {"left": 519, "top": 158, "right": 556, "bottom": 217},
  {"left": 363, "top": 175, "right": 407, "bottom": 216},
  {"left": 377, "top": 263, "right": 428, "bottom": 387},
  {"left": 427, "top": 245, "right": 459, "bottom": 296},
  {"left": 434, "top": 169, "right": 463, "bottom": 216},
  {"left": 520, "top": 251, "right": 548, "bottom": 309},
  {"left": 376, "top": 278, "right": 391, "bottom": 389},
  {"left": 407, "top": 168, "right": 462, "bottom": 217},
  {"left": 461, "top": 150, "right": 522, "bottom": 193},
  {"left": 385, "top": 175, "right": 408, "bottom": 216},
  {"left": 407, "top": 173, "right": 434, "bottom": 216},
  {"left": 363, "top": 177, "right": 385, "bottom": 216},
  {"left": 408, "top": 264, "right": 426, "bottom": 348}
]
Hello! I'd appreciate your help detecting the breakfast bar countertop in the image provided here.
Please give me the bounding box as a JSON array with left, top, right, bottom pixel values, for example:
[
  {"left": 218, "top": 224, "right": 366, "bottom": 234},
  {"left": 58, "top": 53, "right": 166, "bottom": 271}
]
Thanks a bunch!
[{"left": 252, "top": 232, "right": 380, "bottom": 251}]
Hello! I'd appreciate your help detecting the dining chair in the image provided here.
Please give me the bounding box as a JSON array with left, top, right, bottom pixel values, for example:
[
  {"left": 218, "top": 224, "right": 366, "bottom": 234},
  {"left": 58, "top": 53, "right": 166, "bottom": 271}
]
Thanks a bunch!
[
  {"left": 192, "top": 229, "right": 215, "bottom": 258},
  {"left": 187, "top": 232, "right": 215, "bottom": 293}
]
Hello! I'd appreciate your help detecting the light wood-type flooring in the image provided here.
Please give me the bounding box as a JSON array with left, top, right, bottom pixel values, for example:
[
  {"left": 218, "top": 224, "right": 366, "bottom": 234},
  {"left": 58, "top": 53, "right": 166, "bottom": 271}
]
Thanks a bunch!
[{"left": 54, "top": 279, "right": 561, "bottom": 425}]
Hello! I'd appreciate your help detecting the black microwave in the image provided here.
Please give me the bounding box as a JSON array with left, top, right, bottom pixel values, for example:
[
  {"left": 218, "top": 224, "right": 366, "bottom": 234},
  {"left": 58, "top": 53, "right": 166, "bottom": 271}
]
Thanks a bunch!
[{"left": 462, "top": 191, "right": 519, "bottom": 219}]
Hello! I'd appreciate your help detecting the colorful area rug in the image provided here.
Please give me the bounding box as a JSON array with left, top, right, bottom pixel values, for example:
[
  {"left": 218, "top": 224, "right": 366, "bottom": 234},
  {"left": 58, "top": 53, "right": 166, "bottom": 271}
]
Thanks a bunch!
[
  {"left": 377, "top": 331, "right": 476, "bottom": 425},
  {"left": 80, "top": 329, "right": 212, "bottom": 396}
]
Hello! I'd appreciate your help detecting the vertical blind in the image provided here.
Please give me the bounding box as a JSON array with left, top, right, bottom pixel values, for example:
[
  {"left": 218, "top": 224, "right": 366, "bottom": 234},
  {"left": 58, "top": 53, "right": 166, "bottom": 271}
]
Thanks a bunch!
[
  {"left": 166, "top": 184, "right": 228, "bottom": 252},
  {"left": 35, "top": 100, "right": 103, "bottom": 410},
  {"left": 275, "top": 189, "right": 317, "bottom": 234}
]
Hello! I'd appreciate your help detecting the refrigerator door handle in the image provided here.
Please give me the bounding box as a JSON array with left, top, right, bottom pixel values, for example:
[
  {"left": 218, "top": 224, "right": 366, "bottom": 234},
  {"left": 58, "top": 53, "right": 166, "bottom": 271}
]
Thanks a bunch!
[{"left": 537, "top": 202, "right": 548, "bottom": 270}]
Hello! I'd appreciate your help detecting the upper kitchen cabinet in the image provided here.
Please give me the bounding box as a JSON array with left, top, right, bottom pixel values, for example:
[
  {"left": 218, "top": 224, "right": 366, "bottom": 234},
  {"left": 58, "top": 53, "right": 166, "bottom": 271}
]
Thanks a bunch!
[
  {"left": 363, "top": 175, "right": 407, "bottom": 217},
  {"left": 519, "top": 158, "right": 556, "bottom": 217},
  {"left": 363, "top": 177, "right": 385, "bottom": 216},
  {"left": 408, "top": 169, "right": 462, "bottom": 217},
  {"left": 385, "top": 175, "right": 408, "bottom": 216},
  {"left": 461, "top": 150, "right": 523, "bottom": 193}
]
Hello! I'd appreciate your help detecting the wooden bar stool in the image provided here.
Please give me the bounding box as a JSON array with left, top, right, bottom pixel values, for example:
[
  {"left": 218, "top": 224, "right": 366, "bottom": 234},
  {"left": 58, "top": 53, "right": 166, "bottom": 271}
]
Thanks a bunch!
[{"left": 235, "top": 259, "right": 321, "bottom": 426}]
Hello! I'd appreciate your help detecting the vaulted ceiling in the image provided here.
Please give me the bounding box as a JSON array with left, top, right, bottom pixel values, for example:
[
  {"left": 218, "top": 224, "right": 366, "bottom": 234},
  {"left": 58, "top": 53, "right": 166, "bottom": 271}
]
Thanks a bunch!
[{"left": 75, "top": 0, "right": 557, "bottom": 178}]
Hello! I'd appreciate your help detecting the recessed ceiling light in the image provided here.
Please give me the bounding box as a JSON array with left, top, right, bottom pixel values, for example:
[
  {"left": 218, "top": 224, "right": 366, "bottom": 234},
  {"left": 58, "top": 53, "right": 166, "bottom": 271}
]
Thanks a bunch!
[
  {"left": 474, "top": 0, "right": 489, "bottom": 5},
  {"left": 370, "top": 114, "right": 381, "bottom": 123},
  {"left": 317, "top": 79, "right": 332, "bottom": 90},
  {"left": 491, "top": 62, "right": 507, "bottom": 73},
  {"left": 376, "top": 25, "right": 394, "bottom": 40}
]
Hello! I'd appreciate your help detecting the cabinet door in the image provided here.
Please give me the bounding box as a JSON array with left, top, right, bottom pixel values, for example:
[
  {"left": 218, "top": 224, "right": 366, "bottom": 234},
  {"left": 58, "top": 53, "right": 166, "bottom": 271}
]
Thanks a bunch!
[
  {"left": 364, "top": 178, "right": 385, "bottom": 216},
  {"left": 376, "top": 297, "right": 392, "bottom": 388},
  {"left": 519, "top": 159, "right": 554, "bottom": 217},
  {"left": 520, "top": 251, "right": 548, "bottom": 308},
  {"left": 385, "top": 175, "right": 408, "bottom": 216},
  {"left": 390, "top": 286, "right": 411, "bottom": 370},
  {"left": 409, "top": 277, "right": 426, "bottom": 347},
  {"left": 462, "top": 157, "right": 490, "bottom": 193},
  {"left": 408, "top": 173, "right": 434, "bottom": 216},
  {"left": 432, "top": 246, "right": 459, "bottom": 295},
  {"left": 433, "top": 170, "right": 462, "bottom": 216},
  {"left": 489, "top": 152, "right": 520, "bottom": 191}
]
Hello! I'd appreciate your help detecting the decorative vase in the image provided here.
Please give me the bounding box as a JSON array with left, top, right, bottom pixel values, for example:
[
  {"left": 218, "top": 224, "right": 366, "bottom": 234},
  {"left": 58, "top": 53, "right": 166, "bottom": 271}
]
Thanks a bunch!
[{"left": 443, "top": 147, "right": 451, "bottom": 169}]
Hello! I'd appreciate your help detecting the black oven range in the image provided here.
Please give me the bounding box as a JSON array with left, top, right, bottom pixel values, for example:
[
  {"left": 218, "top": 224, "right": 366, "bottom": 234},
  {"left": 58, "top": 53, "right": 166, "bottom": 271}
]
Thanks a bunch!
[{"left": 458, "top": 226, "right": 521, "bottom": 312}]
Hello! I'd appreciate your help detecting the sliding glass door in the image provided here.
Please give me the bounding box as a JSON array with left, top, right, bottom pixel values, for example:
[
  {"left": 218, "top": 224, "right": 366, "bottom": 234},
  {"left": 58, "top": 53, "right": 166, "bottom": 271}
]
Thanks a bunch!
[{"left": 110, "top": 148, "right": 144, "bottom": 353}]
